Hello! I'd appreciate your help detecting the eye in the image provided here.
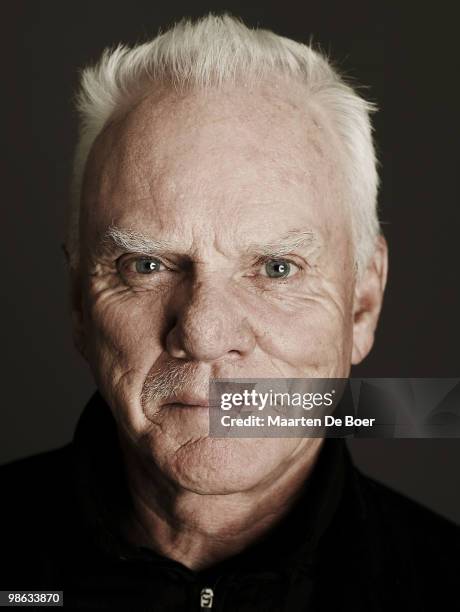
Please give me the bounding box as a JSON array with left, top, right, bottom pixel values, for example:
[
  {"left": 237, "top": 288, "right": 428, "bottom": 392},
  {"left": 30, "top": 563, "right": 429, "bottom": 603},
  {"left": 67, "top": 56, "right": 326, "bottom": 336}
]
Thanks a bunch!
[
  {"left": 133, "top": 257, "right": 164, "bottom": 274},
  {"left": 116, "top": 255, "right": 174, "bottom": 288},
  {"left": 262, "top": 259, "right": 299, "bottom": 279},
  {"left": 118, "top": 256, "right": 167, "bottom": 277}
]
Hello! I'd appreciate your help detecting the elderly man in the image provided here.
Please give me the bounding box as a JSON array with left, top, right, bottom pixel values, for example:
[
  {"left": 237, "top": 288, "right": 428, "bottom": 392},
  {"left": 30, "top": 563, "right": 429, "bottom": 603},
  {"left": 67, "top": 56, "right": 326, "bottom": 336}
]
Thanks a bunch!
[{"left": 1, "top": 14, "right": 458, "bottom": 611}]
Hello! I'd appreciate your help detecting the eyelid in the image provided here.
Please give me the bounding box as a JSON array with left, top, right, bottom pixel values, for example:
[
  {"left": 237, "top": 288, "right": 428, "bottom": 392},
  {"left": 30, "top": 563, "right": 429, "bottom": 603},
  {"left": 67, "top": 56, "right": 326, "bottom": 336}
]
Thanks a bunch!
[{"left": 255, "top": 254, "right": 301, "bottom": 264}]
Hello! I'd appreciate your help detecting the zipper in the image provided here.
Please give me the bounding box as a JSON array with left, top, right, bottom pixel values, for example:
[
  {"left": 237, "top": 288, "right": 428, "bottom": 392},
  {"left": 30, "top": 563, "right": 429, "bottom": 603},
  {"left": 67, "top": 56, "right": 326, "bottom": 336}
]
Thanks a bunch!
[
  {"left": 199, "top": 571, "right": 229, "bottom": 610},
  {"left": 200, "top": 586, "right": 214, "bottom": 609}
]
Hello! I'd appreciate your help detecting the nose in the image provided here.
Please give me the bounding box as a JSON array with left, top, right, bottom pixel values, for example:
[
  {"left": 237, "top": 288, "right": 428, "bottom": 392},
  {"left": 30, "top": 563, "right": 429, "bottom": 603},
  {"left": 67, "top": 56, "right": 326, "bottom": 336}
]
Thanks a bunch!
[{"left": 165, "top": 278, "right": 256, "bottom": 363}]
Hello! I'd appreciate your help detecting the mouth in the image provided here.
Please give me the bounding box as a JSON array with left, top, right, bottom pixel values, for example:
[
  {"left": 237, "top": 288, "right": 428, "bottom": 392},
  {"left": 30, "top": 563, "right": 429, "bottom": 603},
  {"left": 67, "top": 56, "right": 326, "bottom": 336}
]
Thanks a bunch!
[
  {"left": 163, "top": 402, "right": 210, "bottom": 409},
  {"left": 161, "top": 392, "right": 211, "bottom": 409}
]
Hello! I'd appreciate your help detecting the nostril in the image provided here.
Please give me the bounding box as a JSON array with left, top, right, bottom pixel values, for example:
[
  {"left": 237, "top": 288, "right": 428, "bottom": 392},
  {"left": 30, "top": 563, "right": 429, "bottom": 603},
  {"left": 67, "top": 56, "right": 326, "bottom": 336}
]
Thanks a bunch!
[{"left": 165, "top": 326, "right": 189, "bottom": 360}]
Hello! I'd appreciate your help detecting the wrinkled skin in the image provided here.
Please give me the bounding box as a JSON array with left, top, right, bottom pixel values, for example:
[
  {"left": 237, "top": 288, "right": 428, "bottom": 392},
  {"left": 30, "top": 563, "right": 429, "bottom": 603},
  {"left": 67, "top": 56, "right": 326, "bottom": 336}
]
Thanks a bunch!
[{"left": 70, "top": 79, "right": 387, "bottom": 568}]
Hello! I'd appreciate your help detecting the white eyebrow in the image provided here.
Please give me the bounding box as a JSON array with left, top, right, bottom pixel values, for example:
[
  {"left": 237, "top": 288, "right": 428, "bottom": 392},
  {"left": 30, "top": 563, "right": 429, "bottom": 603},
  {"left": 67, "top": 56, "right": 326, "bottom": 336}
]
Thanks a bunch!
[
  {"left": 96, "top": 224, "right": 320, "bottom": 259},
  {"left": 247, "top": 230, "right": 320, "bottom": 258},
  {"left": 97, "top": 224, "right": 175, "bottom": 256}
]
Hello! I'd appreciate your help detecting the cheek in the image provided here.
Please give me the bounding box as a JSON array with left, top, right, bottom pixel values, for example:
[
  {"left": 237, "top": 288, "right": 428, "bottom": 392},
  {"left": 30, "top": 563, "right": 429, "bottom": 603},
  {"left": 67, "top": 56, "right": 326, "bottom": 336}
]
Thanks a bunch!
[
  {"left": 246, "top": 281, "right": 354, "bottom": 374},
  {"left": 83, "top": 288, "right": 167, "bottom": 415}
]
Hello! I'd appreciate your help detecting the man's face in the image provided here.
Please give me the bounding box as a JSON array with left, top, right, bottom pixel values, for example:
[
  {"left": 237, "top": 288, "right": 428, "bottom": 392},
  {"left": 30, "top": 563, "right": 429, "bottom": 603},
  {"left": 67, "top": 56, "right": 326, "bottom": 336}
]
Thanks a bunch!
[{"left": 76, "top": 81, "right": 361, "bottom": 494}]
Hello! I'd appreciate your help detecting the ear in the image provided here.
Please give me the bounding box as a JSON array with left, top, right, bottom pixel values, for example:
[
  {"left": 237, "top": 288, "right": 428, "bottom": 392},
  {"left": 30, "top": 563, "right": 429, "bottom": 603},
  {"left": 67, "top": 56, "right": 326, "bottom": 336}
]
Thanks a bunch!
[
  {"left": 351, "top": 234, "right": 388, "bottom": 365},
  {"left": 61, "top": 243, "right": 88, "bottom": 362}
]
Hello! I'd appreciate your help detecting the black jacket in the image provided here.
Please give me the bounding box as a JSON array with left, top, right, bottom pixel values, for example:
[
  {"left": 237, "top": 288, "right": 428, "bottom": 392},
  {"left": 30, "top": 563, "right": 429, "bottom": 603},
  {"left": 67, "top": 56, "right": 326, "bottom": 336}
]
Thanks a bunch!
[{"left": 1, "top": 390, "right": 459, "bottom": 611}]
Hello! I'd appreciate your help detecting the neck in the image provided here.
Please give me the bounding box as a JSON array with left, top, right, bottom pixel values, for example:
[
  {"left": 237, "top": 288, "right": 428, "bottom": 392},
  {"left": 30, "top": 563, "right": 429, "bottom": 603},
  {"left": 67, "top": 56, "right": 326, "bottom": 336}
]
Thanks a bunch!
[{"left": 119, "top": 438, "right": 324, "bottom": 571}]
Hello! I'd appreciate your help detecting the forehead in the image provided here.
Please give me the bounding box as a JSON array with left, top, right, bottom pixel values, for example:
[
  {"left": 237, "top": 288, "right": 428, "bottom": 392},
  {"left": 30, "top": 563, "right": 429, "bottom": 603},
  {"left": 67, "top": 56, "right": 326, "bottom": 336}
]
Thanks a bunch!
[{"left": 81, "top": 80, "right": 349, "bottom": 250}]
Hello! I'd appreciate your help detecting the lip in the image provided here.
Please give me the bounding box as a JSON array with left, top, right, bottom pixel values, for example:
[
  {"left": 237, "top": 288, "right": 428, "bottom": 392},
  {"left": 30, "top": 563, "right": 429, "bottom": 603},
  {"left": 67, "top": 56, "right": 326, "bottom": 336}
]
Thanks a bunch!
[
  {"left": 161, "top": 393, "right": 210, "bottom": 408},
  {"left": 163, "top": 402, "right": 211, "bottom": 410}
]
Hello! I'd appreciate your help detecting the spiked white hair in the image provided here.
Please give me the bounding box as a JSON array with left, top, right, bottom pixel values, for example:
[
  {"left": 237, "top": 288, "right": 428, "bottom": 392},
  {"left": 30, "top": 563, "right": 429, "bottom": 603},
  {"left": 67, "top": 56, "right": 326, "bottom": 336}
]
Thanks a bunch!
[{"left": 66, "top": 13, "right": 380, "bottom": 274}]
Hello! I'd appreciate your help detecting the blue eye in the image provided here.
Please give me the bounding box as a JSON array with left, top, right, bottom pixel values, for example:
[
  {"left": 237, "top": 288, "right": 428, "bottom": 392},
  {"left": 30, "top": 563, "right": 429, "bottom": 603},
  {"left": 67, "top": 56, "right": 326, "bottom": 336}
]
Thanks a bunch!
[
  {"left": 134, "top": 258, "right": 162, "bottom": 274},
  {"left": 264, "top": 259, "right": 292, "bottom": 278}
]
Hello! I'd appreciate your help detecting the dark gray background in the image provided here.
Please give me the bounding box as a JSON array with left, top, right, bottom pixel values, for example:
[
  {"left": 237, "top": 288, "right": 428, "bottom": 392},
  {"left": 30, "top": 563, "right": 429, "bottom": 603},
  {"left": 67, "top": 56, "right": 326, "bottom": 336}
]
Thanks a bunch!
[{"left": 2, "top": 1, "right": 459, "bottom": 523}]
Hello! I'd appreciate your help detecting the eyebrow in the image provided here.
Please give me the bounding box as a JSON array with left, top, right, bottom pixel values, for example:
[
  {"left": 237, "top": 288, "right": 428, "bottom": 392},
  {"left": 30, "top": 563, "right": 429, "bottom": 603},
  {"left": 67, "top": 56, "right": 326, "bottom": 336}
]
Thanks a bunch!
[
  {"left": 246, "top": 230, "right": 319, "bottom": 258},
  {"left": 96, "top": 224, "right": 176, "bottom": 257},
  {"left": 95, "top": 224, "right": 320, "bottom": 259}
]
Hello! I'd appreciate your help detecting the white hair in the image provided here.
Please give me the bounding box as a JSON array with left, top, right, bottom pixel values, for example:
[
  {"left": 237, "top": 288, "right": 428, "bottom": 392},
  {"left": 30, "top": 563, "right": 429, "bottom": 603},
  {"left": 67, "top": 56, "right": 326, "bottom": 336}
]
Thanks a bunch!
[{"left": 67, "top": 13, "right": 380, "bottom": 274}]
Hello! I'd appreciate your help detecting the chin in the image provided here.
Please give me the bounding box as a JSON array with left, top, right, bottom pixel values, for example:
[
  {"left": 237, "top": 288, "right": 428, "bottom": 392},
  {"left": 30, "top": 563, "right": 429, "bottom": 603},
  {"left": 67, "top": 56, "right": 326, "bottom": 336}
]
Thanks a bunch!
[{"left": 153, "top": 436, "right": 299, "bottom": 495}]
